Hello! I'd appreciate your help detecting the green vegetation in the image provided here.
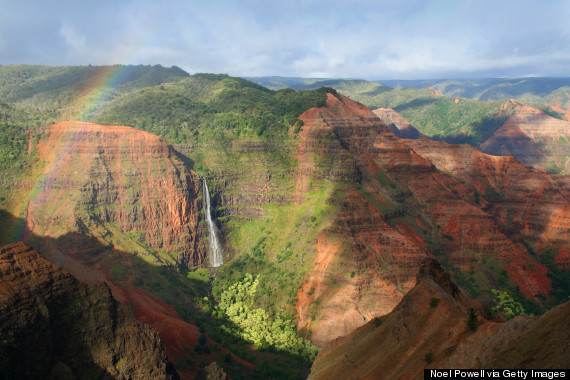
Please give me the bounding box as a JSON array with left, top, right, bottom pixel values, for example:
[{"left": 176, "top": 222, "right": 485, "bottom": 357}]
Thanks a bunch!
[
  {"left": 252, "top": 77, "right": 570, "bottom": 103},
  {"left": 87, "top": 74, "right": 336, "bottom": 377},
  {"left": 250, "top": 77, "right": 570, "bottom": 174},
  {"left": 249, "top": 78, "right": 513, "bottom": 144},
  {"left": 429, "top": 297, "right": 440, "bottom": 308},
  {"left": 371, "top": 317, "right": 383, "bottom": 327},
  {"left": 539, "top": 246, "right": 570, "bottom": 307},
  {"left": 212, "top": 274, "right": 318, "bottom": 361},
  {"left": 293, "top": 119, "right": 304, "bottom": 133},
  {"left": 94, "top": 75, "right": 330, "bottom": 147},
  {"left": 0, "top": 64, "right": 191, "bottom": 212},
  {"left": 370, "top": 88, "right": 509, "bottom": 144},
  {"left": 214, "top": 184, "right": 340, "bottom": 315},
  {"left": 0, "top": 101, "right": 34, "bottom": 171},
  {"left": 531, "top": 103, "right": 566, "bottom": 120},
  {"left": 0, "top": 64, "right": 188, "bottom": 122},
  {"left": 0, "top": 69, "right": 339, "bottom": 377},
  {"left": 442, "top": 254, "right": 543, "bottom": 316},
  {"left": 3, "top": 67, "right": 570, "bottom": 377},
  {"left": 186, "top": 267, "right": 211, "bottom": 283},
  {"left": 490, "top": 289, "right": 526, "bottom": 320}
]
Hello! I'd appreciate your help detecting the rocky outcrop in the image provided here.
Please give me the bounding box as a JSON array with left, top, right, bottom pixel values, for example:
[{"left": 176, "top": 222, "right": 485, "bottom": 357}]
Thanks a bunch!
[
  {"left": 295, "top": 94, "right": 430, "bottom": 346},
  {"left": 372, "top": 107, "right": 425, "bottom": 139},
  {"left": 0, "top": 242, "right": 177, "bottom": 379},
  {"left": 479, "top": 102, "right": 570, "bottom": 174},
  {"left": 308, "top": 259, "right": 570, "bottom": 380},
  {"left": 25, "top": 121, "right": 201, "bottom": 267},
  {"left": 195, "top": 362, "right": 229, "bottom": 380}
]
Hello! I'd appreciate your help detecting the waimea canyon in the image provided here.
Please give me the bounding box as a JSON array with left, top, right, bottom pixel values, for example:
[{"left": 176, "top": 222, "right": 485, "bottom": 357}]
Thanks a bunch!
[{"left": 0, "top": 67, "right": 568, "bottom": 379}]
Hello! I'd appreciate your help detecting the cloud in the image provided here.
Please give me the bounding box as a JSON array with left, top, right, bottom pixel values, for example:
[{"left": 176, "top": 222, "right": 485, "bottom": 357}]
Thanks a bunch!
[
  {"left": 59, "top": 23, "right": 86, "bottom": 53},
  {"left": 1, "top": 0, "right": 570, "bottom": 78}
]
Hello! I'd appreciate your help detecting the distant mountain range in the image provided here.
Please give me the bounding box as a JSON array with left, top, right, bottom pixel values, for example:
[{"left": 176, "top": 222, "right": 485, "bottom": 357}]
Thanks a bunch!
[
  {"left": 246, "top": 76, "right": 570, "bottom": 174},
  {"left": 246, "top": 76, "right": 570, "bottom": 103}
]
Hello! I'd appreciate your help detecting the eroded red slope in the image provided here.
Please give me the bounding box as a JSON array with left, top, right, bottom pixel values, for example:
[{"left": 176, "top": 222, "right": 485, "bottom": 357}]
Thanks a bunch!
[
  {"left": 309, "top": 259, "right": 570, "bottom": 380},
  {"left": 295, "top": 94, "right": 568, "bottom": 346},
  {"left": 479, "top": 102, "right": 570, "bottom": 173},
  {"left": 27, "top": 120, "right": 201, "bottom": 267}
]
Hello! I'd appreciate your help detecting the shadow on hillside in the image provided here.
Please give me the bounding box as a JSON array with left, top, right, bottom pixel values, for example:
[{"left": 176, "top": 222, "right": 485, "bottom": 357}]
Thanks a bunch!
[
  {"left": 0, "top": 209, "right": 242, "bottom": 378},
  {"left": 0, "top": 209, "right": 312, "bottom": 380},
  {"left": 393, "top": 97, "right": 438, "bottom": 113},
  {"left": 0, "top": 209, "right": 182, "bottom": 379}
]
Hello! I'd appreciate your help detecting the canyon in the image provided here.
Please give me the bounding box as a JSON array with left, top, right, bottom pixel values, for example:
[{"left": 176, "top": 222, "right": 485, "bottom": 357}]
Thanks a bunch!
[
  {"left": 9, "top": 120, "right": 248, "bottom": 378},
  {"left": 0, "top": 68, "right": 568, "bottom": 378},
  {"left": 24, "top": 120, "right": 202, "bottom": 268}
]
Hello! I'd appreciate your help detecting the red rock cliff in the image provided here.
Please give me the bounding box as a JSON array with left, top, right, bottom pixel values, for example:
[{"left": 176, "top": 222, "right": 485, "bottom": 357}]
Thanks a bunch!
[
  {"left": 295, "top": 94, "right": 568, "bottom": 346},
  {"left": 479, "top": 102, "right": 570, "bottom": 173},
  {"left": 25, "top": 120, "right": 201, "bottom": 267}
]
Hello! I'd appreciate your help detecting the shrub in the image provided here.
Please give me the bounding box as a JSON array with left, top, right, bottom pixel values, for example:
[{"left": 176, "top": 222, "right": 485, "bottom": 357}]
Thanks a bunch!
[
  {"left": 371, "top": 317, "right": 382, "bottom": 327},
  {"left": 490, "top": 289, "right": 526, "bottom": 319},
  {"left": 293, "top": 120, "right": 304, "bottom": 133},
  {"left": 466, "top": 308, "right": 478, "bottom": 331},
  {"left": 424, "top": 350, "right": 433, "bottom": 364},
  {"left": 429, "top": 297, "right": 440, "bottom": 308}
]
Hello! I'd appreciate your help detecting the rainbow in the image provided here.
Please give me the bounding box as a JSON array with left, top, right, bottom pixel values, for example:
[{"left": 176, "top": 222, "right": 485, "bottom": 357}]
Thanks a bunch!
[
  {"left": 72, "top": 64, "right": 137, "bottom": 121},
  {"left": 6, "top": 65, "right": 137, "bottom": 243}
]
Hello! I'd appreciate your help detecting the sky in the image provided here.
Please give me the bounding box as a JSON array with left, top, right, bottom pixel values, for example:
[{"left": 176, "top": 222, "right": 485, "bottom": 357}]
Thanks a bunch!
[{"left": 1, "top": 0, "right": 570, "bottom": 79}]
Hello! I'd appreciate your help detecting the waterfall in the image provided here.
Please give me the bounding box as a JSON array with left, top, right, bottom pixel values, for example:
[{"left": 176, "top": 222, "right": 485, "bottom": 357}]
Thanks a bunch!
[{"left": 202, "top": 178, "right": 223, "bottom": 267}]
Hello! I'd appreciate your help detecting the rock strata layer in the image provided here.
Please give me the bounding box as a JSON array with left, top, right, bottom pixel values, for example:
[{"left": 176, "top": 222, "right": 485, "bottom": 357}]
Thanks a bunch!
[
  {"left": 295, "top": 94, "right": 569, "bottom": 346},
  {"left": 479, "top": 102, "right": 570, "bottom": 174},
  {"left": 25, "top": 121, "right": 201, "bottom": 267}
]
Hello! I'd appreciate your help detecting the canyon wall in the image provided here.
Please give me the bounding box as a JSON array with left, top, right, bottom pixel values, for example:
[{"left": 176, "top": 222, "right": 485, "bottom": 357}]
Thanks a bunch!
[
  {"left": 0, "top": 242, "right": 177, "bottom": 379},
  {"left": 479, "top": 102, "right": 570, "bottom": 174},
  {"left": 25, "top": 121, "right": 202, "bottom": 267}
]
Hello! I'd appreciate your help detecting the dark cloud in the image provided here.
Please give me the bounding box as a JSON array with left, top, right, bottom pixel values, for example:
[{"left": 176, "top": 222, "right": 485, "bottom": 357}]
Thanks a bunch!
[{"left": 1, "top": 0, "right": 569, "bottom": 78}]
